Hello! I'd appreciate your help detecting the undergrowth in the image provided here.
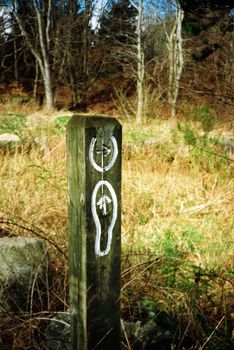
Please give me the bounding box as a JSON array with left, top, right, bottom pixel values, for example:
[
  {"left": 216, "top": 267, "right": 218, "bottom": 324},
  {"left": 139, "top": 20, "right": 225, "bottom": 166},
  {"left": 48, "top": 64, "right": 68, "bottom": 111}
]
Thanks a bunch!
[{"left": 0, "top": 112, "right": 233, "bottom": 349}]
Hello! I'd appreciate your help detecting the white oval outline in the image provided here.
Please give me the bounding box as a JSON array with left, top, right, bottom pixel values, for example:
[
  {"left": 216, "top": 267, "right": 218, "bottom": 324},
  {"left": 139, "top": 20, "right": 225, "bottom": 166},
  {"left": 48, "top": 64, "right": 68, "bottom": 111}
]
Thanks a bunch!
[
  {"left": 91, "top": 180, "right": 118, "bottom": 257},
  {"left": 89, "top": 136, "right": 118, "bottom": 172}
]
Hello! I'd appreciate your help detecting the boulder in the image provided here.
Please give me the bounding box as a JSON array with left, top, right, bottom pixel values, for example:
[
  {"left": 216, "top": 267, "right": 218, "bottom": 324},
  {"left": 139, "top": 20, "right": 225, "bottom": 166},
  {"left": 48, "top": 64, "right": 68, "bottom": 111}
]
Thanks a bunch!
[
  {"left": 0, "top": 133, "right": 21, "bottom": 143},
  {"left": 0, "top": 237, "right": 48, "bottom": 313},
  {"left": 44, "top": 313, "right": 176, "bottom": 350},
  {"left": 123, "top": 318, "right": 175, "bottom": 350},
  {"left": 0, "top": 133, "right": 21, "bottom": 153},
  {"left": 221, "top": 135, "right": 234, "bottom": 157},
  {"left": 44, "top": 311, "right": 71, "bottom": 350}
]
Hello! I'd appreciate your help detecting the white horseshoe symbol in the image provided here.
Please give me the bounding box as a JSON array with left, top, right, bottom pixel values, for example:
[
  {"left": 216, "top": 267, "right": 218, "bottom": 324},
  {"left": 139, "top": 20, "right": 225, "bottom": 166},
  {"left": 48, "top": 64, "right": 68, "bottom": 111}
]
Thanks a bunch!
[
  {"left": 91, "top": 180, "right": 118, "bottom": 257},
  {"left": 89, "top": 136, "right": 118, "bottom": 172}
]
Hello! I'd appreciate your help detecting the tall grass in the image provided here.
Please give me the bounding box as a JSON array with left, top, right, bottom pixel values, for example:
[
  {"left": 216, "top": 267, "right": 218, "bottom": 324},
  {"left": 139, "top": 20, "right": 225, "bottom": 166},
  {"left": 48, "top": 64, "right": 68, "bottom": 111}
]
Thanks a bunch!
[{"left": 0, "top": 112, "right": 233, "bottom": 349}]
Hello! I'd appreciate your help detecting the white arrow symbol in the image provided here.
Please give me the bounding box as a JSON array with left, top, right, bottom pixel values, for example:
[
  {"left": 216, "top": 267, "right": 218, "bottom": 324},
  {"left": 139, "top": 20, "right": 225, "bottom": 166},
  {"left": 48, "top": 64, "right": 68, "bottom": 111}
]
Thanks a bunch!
[
  {"left": 97, "top": 195, "right": 112, "bottom": 216},
  {"left": 96, "top": 144, "right": 111, "bottom": 157}
]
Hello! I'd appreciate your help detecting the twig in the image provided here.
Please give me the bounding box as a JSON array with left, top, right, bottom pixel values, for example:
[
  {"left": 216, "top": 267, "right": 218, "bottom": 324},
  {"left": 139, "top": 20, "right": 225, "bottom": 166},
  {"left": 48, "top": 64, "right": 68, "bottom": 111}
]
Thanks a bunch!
[
  {"left": 121, "top": 319, "right": 132, "bottom": 350},
  {"left": 29, "top": 247, "right": 49, "bottom": 317},
  {"left": 121, "top": 257, "right": 161, "bottom": 277},
  {"left": 180, "top": 192, "right": 231, "bottom": 214},
  {"left": 121, "top": 259, "right": 160, "bottom": 291},
  {"left": 93, "top": 327, "right": 114, "bottom": 350},
  {"left": 0, "top": 218, "right": 67, "bottom": 259},
  {"left": 200, "top": 316, "right": 225, "bottom": 350},
  {"left": 177, "top": 320, "right": 191, "bottom": 350},
  {"left": 34, "top": 317, "right": 70, "bottom": 327},
  {"left": 192, "top": 144, "right": 234, "bottom": 163}
]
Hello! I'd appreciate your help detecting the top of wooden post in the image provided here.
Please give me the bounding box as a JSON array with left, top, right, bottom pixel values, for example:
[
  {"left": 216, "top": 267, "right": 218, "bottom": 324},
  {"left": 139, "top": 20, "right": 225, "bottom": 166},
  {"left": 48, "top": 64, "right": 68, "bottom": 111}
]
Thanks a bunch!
[{"left": 67, "top": 114, "right": 121, "bottom": 129}]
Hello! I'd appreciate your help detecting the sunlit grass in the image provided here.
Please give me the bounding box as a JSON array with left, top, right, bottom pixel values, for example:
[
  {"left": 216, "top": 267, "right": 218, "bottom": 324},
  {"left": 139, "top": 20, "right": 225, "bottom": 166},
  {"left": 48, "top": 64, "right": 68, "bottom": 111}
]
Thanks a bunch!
[
  {"left": 0, "top": 113, "right": 233, "bottom": 348},
  {"left": 1, "top": 115, "right": 233, "bottom": 272}
]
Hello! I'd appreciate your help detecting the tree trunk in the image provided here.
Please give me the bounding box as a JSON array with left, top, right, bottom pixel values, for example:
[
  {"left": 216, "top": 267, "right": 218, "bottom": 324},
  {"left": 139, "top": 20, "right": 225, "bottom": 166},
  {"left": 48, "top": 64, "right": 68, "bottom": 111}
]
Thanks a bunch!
[
  {"left": 83, "top": 0, "right": 91, "bottom": 77},
  {"left": 13, "top": 37, "right": 18, "bottom": 85},
  {"left": 33, "top": 59, "right": 39, "bottom": 99},
  {"left": 167, "top": 5, "right": 184, "bottom": 119},
  {"left": 43, "top": 60, "right": 53, "bottom": 110},
  {"left": 13, "top": 0, "right": 54, "bottom": 110},
  {"left": 34, "top": 0, "right": 53, "bottom": 110},
  {"left": 12, "top": 2, "right": 18, "bottom": 85},
  {"left": 136, "top": 0, "right": 144, "bottom": 125}
]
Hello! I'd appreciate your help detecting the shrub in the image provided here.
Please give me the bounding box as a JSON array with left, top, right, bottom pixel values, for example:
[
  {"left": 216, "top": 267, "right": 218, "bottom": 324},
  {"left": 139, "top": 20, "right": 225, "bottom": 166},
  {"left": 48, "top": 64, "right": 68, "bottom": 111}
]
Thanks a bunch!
[
  {"left": 191, "top": 103, "right": 216, "bottom": 132},
  {"left": 177, "top": 122, "right": 230, "bottom": 171},
  {"left": 0, "top": 113, "right": 27, "bottom": 135},
  {"left": 53, "top": 116, "right": 71, "bottom": 135},
  {"left": 11, "top": 95, "right": 32, "bottom": 107}
]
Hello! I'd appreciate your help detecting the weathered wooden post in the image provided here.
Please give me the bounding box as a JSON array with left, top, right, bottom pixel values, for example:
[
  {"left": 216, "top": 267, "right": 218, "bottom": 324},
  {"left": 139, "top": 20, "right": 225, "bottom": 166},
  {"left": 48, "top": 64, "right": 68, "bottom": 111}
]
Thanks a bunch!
[{"left": 67, "top": 115, "right": 122, "bottom": 350}]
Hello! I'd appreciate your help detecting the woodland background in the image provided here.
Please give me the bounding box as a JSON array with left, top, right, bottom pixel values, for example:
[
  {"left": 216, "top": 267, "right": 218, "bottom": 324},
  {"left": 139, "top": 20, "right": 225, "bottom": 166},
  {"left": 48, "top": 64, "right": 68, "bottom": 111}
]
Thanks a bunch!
[{"left": 0, "top": 0, "right": 233, "bottom": 121}]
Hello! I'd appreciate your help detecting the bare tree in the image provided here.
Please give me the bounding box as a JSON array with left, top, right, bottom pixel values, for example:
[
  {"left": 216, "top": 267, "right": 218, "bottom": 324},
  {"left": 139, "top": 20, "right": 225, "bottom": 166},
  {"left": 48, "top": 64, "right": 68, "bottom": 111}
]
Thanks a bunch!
[
  {"left": 165, "top": 2, "right": 184, "bottom": 118},
  {"left": 130, "top": 0, "right": 144, "bottom": 124},
  {"left": 136, "top": 0, "right": 144, "bottom": 124},
  {"left": 100, "top": 0, "right": 144, "bottom": 123},
  {"left": 6, "top": 0, "right": 54, "bottom": 109}
]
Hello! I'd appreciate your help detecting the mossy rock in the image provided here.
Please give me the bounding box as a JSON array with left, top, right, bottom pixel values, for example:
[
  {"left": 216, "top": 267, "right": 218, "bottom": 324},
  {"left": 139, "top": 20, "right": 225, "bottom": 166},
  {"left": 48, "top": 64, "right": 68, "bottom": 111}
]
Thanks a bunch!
[{"left": 0, "top": 237, "right": 48, "bottom": 313}]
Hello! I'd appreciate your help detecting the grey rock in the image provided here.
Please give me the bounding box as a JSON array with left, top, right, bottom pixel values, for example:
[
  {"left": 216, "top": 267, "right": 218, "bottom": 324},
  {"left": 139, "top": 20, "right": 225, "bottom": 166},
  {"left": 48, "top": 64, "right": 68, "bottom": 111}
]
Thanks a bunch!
[
  {"left": 44, "top": 311, "right": 71, "bottom": 350},
  {"left": 138, "top": 320, "right": 173, "bottom": 349},
  {"left": 0, "top": 133, "right": 21, "bottom": 143},
  {"left": 122, "top": 320, "right": 142, "bottom": 346},
  {"left": 0, "top": 133, "right": 21, "bottom": 153},
  {"left": 122, "top": 316, "right": 176, "bottom": 350},
  {"left": 44, "top": 316, "right": 176, "bottom": 350},
  {"left": 0, "top": 237, "right": 48, "bottom": 313},
  {"left": 221, "top": 135, "right": 234, "bottom": 156}
]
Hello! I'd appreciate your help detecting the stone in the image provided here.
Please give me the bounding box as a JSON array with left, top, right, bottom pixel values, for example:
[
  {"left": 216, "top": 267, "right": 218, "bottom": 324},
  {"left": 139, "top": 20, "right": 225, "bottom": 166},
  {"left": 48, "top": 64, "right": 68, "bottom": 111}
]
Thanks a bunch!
[
  {"left": 221, "top": 135, "right": 234, "bottom": 157},
  {"left": 0, "top": 237, "right": 48, "bottom": 313},
  {"left": 122, "top": 317, "right": 176, "bottom": 350},
  {"left": 0, "top": 133, "right": 21, "bottom": 153},
  {"left": 138, "top": 320, "right": 174, "bottom": 350},
  {"left": 0, "top": 133, "right": 21, "bottom": 143},
  {"left": 44, "top": 311, "right": 71, "bottom": 350},
  {"left": 34, "top": 135, "right": 50, "bottom": 159}
]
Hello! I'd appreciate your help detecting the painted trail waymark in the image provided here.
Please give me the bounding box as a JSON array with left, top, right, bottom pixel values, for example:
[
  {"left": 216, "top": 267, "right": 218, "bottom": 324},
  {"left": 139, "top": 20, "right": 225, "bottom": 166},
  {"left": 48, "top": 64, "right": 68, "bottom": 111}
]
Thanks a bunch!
[{"left": 67, "top": 116, "right": 122, "bottom": 350}]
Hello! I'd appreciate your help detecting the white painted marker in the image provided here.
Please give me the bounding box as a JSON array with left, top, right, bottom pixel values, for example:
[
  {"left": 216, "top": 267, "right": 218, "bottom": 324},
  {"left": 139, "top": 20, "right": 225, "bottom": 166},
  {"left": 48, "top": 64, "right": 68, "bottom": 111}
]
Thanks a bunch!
[
  {"left": 91, "top": 180, "right": 118, "bottom": 257},
  {"left": 89, "top": 136, "right": 118, "bottom": 172}
]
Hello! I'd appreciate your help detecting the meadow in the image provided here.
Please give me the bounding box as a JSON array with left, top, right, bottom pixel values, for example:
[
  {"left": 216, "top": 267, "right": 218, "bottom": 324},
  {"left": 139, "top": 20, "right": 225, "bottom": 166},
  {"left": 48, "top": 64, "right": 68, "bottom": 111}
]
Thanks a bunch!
[{"left": 0, "top": 106, "right": 233, "bottom": 349}]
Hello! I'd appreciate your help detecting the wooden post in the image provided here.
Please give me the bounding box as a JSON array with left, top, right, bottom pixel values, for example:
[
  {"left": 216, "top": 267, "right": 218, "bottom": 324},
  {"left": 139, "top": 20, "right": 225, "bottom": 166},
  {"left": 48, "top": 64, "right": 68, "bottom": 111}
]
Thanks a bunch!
[{"left": 67, "top": 115, "right": 122, "bottom": 350}]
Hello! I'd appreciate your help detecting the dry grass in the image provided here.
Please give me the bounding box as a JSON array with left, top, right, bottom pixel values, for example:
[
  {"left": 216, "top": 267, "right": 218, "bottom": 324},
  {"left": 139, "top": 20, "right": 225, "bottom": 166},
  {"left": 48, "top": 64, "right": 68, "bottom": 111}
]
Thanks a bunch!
[
  {"left": 121, "top": 120, "right": 233, "bottom": 348},
  {"left": 0, "top": 140, "right": 67, "bottom": 242},
  {"left": 0, "top": 111, "right": 233, "bottom": 349},
  {"left": 122, "top": 122, "right": 233, "bottom": 250}
]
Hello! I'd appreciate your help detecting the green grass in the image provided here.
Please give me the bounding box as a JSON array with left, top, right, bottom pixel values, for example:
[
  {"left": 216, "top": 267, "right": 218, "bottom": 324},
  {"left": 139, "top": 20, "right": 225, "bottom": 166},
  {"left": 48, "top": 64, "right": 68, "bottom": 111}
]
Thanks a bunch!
[
  {"left": 52, "top": 115, "right": 71, "bottom": 135},
  {"left": 0, "top": 113, "right": 27, "bottom": 135}
]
